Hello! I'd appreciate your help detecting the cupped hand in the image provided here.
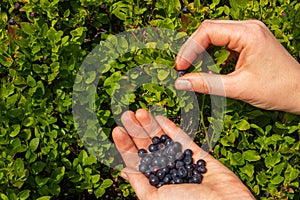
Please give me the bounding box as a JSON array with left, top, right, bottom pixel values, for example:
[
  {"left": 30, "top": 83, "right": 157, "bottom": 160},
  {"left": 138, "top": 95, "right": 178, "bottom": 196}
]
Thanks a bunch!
[
  {"left": 112, "top": 109, "right": 255, "bottom": 200},
  {"left": 175, "top": 20, "right": 300, "bottom": 114}
]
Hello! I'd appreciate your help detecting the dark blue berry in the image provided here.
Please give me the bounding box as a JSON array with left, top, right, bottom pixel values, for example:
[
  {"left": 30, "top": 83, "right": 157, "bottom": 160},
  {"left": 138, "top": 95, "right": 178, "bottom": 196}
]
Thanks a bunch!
[
  {"left": 167, "top": 161, "right": 175, "bottom": 169},
  {"left": 141, "top": 155, "right": 152, "bottom": 165},
  {"left": 157, "top": 182, "right": 165, "bottom": 187},
  {"left": 186, "top": 164, "right": 195, "bottom": 172},
  {"left": 149, "top": 174, "right": 159, "bottom": 186},
  {"left": 156, "top": 169, "right": 166, "bottom": 180},
  {"left": 161, "top": 167, "right": 169, "bottom": 174},
  {"left": 197, "top": 166, "right": 207, "bottom": 174},
  {"left": 139, "top": 163, "right": 148, "bottom": 173},
  {"left": 157, "top": 143, "right": 165, "bottom": 150},
  {"left": 164, "top": 138, "right": 173, "bottom": 146},
  {"left": 182, "top": 6, "right": 190, "bottom": 14},
  {"left": 148, "top": 144, "right": 158, "bottom": 152},
  {"left": 144, "top": 170, "right": 152, "bottom": 178},
  {"left": 173, "top": 142, "right": 182, "bottom": 152},
  {"left": 160, "top": 134, "right": 170, "bottom": 142},
  {"left": 175, "top": 160, "right": 185, "bottom": 169},
  {"left": 152, "top": 157, "right": 160, "bottom": 166},
  {"left": 159, "top": 156, "right": 169, "bottom": 167},
  {"left": 14, "top": 3, "right": 20, "bottom": 9},
  {"left": 163, "top": 174, "right": 172, "bottom": 183},
  {"left": 8, "top": 18, "right": 15, "bottom": 25},
  {"left": 174, "top": 177, "right": 184, "bottom": 184},
  {"left": 196, "top": 159, "right": 206, "bottom": 167},
  {"left": 183, "top": 155, "right": 193, "bottom": 165},
  {"left": 178, "top": 167, "right": 188, "bottom": 178},
  {"left": 138, "top": 148, "right": 147, "bottom": 158},
  {"left": 30, "top": 12, "right": 36, "bottom": 18},
  {"left": 177, "top": 70, "right": 186, "bottom": 77},
  {"left": 152, "top": 136, "right": 161, "bottom": 144},
  {"left": 166, "top": 145, "right": 177, "bottom": 156},
  {"left": 184, "top": 149, "right": 193, "bottom": 156},
  {"left": 175, "top": 152, "right": 184, "bottom": 160},
  {"left": 189, "top": 174, "right": 202, "bottom": 183}
]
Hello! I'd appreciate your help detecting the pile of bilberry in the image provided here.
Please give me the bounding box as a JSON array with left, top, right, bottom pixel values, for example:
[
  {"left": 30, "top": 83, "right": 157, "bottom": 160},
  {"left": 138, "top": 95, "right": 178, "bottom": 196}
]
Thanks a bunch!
[{"left": 138, "top": 134, "right": 207, "bottom": 188}]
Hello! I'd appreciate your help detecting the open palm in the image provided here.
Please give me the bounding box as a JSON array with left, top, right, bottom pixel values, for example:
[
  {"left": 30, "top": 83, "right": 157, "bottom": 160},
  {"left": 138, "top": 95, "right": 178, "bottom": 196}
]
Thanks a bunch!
[{"left": 112, "top": 109, "right": 255, "bottom": 200}]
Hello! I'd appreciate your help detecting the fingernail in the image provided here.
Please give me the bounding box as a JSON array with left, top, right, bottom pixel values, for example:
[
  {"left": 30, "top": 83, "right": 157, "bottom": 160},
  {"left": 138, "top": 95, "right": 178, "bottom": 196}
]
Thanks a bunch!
[{"left": 175, "top": 79, "right": 192, "bottom": 90}]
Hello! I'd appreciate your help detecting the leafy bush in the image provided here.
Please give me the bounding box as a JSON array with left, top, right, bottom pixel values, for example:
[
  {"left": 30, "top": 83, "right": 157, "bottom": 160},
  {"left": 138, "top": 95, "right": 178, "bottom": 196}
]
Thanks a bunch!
[{"left": 0, "top": 0, "right": 299, "bottom": 199}]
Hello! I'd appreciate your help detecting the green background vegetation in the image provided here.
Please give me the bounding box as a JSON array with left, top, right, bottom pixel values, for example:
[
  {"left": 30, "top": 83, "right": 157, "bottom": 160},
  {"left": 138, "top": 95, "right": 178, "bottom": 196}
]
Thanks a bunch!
[{"left": 0, "top": 0, "right": 299, "bottom": 199}]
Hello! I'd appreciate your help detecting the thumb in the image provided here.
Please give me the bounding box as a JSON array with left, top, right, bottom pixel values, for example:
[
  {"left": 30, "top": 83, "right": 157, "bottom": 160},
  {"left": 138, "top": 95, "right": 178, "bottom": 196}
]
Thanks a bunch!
[
  {"left": 175, "top": 72, "right": 236, "bottom": 98},
  {"left": 121, "top": 167, "right": 157, "bottom": 200}
]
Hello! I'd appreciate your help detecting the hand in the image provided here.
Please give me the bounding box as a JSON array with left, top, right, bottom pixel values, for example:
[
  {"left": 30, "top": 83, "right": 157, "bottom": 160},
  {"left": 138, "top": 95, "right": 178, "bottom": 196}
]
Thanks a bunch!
[
  {"left": 175, "top": 20, "right": 300, "bottom": 114},
  {"left": 112, "top": 109, "right": 255, "bottom": 200}
]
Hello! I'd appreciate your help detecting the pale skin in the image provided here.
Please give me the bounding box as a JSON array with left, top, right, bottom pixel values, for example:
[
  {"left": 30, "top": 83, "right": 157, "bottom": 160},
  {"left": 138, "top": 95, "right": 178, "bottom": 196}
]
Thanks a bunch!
[{"left": 112, "top": 20, "right": 300, "bottom": 199}]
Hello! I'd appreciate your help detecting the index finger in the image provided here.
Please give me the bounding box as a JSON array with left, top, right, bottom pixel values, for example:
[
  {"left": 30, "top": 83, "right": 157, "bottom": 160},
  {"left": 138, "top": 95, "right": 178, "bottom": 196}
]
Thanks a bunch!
[{"left": 175, "top": 19, "right": 263, "bottom": 70}]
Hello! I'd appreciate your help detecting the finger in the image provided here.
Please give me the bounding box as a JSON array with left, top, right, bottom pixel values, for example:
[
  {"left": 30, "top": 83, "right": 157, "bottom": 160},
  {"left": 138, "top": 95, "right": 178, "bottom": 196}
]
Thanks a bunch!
[
  {"left": 112, "top": 126, "right": 139, "bottom": 169},
  {"left": 121, "top": 167, "right": 157, "bottom": 200},
  {"left": 121, "top": 110, "right": 152, "bottom": 149},
  {"left": 174, "top": 72, "right": 238, "bottom": 98},
  {"left": 135, "top": 108, "right": 165, "bottom": 138},
  {"left": 155, "top": 115, "right": 211, "bottom": 160},
  {"left": 175, "top": 19, "right": 260, "bottom": 70}
]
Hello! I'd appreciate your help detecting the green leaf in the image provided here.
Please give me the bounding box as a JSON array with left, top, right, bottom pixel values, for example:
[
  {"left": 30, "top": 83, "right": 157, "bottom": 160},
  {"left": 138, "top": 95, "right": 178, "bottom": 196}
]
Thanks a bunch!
[
  {"left": 91, "top": 174, "right": 100, "bottom": 184},
  {"left": 214, "top": 49, "right": 230, "bottom": 65},
  {"left": 0, "top": 193, "right": 9, "bottom": 200},
  {"left": 21, "top": 22, "right": 34, "bottom": 35},
  {"left": 23, "top": 117, "right": 35, "bottom": 127},
  {"left": 240, "top": 163, "right": 254, "bottom": 177},
  {"left": 51, "top": 167, "right": 65, "bottom": 183},
  {"left": 236, "top": 119, "right": 250, "bottom": 131},
  {"left": 243, "top": 150, "right": 261, "bottom": 162},
  {"left": 100, "top": 179, "right": 113, "bottom": 189},
  {"left": 31, "top": 161, "right": 46, "bottom": 174},
  {"left": 271, "top": 176, "right": 284, "bottom": 184},
  {"left": 284, "top": 165, "right": 299, "bottom": 182},
  {"left": 17, "top": 190, "right": 30, "bottom": 200},
  {"left": 157, "top": 70, "right": 169, "bottom": 81},
  {"left": 36, "top": 196, "right": 51, "bottom": 200},
  {"left": 265, "top": 152, "right": 281, "bottom": 168},
  {"left": 29, "top": 138, "right": 39, "bottom": 152},
  {"left": 10, "top": 124, "right": 20, "bottom": 137},
  {"left": 94, "top": 187, "right": 105, "bottom": 198},
  {"left": 35, "top": 176, "right": 49, "bottom": 187},
  {"left": 27, "top": 75, "right": 36, "bottom": 87}
]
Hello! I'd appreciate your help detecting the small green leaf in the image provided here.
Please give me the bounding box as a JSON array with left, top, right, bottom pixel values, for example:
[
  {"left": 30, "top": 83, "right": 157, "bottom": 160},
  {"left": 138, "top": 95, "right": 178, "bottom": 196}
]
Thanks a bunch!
[
  {"left": 23, "top": 117, "right": 35, "bottom": 127},
  {"left": 35, "top": 176, "right": 49, "bottom": 187},
  {"left": 243, "top": 150, "right": 261, "bottom": 162},
  {"left": 10, "top": 124, "right": 20, "bottom": 137},
  {"left": 284, "top": 165, "right": 299, "bottom": 182},
  {"left": 158, "top": 70, "right": 169, "bottom": 81},
  {"left": 36, "top": 196, "right": 51, "bottom": 200},
  {"left": 100, "top": 179, "right": 113, "bottom": 189},
  {"left": 236, "top": 119, "right": 250, "bottom": 131},
  {"left": 31, "top": 161, "right": 46, "bottom": 174},
  {"left": 240, "top": 163, "right": 254, "bottom": 177},
  {"left": 0, "top": 193, "right": 9, "bottom": 200},
  {"left": 21, "top": 22, "right": 34, "bottom": 35},
  {"left": 94, "top": 187, "right": 105, "bottom": 198},
  {"left": 17, "top": 190, "right": 30, "bottom": 200},
  {"left": 271, "top": 176, "right": 284, "bottom": 184},
  {"left": 91, "top": 174, "right": 100, "bottom": 184},
  {"left": 29, "top": 138, "right": 39, "bottom": 152}
]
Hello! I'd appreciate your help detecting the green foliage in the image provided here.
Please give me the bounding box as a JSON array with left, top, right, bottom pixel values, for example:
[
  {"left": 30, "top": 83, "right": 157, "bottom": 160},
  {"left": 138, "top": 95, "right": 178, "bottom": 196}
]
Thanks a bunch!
[{"left": 0, "top": 0, "right": 299, "bottom": 199}]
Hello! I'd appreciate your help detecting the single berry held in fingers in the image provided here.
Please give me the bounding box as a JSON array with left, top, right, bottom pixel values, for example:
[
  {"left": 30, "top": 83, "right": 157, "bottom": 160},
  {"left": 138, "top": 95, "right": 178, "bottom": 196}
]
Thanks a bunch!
[{"left": 177, "top": 70, "right": 186, "bottom": 77}]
